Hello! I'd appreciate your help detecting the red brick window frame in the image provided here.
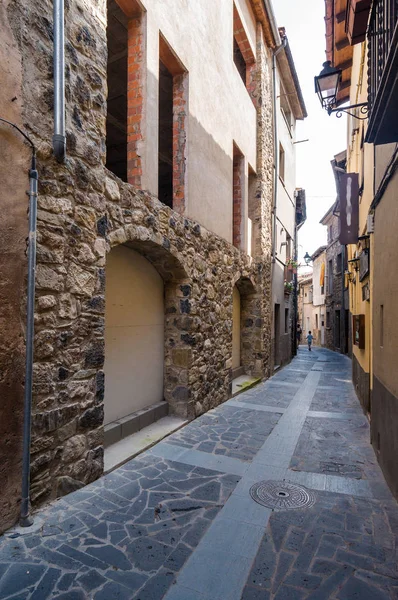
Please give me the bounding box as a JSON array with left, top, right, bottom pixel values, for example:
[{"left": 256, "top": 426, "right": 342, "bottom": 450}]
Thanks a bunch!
[
  {"left": 233, "top": 143, "right": 245, "bottom": 249},
  {"left": 233, "top": 4, "right": 256, "bottom": 97},
  {"left": 159, "top": 34, "right": 188, "bottom": 215}
]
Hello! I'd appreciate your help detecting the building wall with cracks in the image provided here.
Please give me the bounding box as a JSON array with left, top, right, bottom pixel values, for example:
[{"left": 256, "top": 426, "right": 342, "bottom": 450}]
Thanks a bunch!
[{"left": 0, "top": 0, "right": 279, "bottom": 531}]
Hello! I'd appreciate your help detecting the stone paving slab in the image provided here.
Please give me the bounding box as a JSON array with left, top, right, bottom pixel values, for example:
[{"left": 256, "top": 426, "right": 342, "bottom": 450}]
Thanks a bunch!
[
  {"left": 290, "top": 416, "right": 379, "bottom": 480},
  {"left": 0, "top": 346, "right": 397, "bottom": 600},
  {"left": 165, "top": 404, "right": 281, "bottom": 462},
  {"left": 243, "top": 491, "right": 398, "bottom": 600},
  {"left": 0, "top": 456, "right": 240, "bottom": 599}
]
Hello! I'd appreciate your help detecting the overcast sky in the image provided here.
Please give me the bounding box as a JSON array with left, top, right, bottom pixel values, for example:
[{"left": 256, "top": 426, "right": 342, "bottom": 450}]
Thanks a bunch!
[{"left": 272, "top": 0, "right": 347, "bottom": 264}]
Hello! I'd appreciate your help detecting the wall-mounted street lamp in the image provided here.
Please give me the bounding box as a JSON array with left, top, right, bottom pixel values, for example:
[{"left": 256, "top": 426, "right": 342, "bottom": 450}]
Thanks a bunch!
[
  {"left": 314, "top": 61, "right": 368, "bottom": 120},
  {"left": 348, "top": 257, "right": 360, "bottom": 272},
  {"left": 303, "top": 252, "right": 313, "bottom": 265}
]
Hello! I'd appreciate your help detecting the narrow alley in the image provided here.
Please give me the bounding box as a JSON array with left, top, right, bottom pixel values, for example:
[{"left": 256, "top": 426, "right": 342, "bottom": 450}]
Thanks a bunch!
[{"left": 0, "top": 348, "right": 397, "bottom": 600}]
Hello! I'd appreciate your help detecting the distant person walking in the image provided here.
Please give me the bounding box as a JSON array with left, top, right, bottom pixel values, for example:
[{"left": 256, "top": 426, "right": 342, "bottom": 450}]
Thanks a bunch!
[
  {"left": 296, "top": 324, "right": 302, "bottom": 348},
  {"left": 306, "top": 331, "right": 314, "bottom": 351}
]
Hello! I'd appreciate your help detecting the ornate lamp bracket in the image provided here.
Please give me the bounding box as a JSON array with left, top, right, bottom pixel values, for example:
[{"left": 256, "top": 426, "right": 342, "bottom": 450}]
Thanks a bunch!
[{"left": 327, "top": 102, "right": 369, "bottom": 120}]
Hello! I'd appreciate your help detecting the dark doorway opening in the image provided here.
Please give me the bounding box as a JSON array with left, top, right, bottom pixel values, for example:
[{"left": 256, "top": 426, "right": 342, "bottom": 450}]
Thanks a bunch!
[
  {"left": 158, "top": 61, "right": 173, "bottom": 208},
  {"left": 335, "top": 309, "right": 341, "bottom": 350},
  {"left": 274, "top": 303, "right": 280, "bottom": 367},
  {"left": 344, "top": 309, "right": 349, "bottom": 354},
  {"left": 106, "top": 0, "right": 128, "bottom": 181}
]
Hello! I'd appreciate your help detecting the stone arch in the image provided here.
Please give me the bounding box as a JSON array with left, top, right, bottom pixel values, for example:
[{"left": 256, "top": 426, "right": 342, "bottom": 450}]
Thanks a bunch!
[
  {"left": 232, "top": 274, "right": 263, "bottom": 378},
  {"left": 105, "top": 225, "right": 193, "bottom": 419}
]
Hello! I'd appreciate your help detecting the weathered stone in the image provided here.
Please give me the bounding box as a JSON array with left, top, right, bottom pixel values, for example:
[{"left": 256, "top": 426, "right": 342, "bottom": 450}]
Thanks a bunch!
[
  {"left": 33, "top": 405, "right": 79, "bottom": 434},
  {"left": 66, "top": 263, "right": 96, "bottom": 297},
  {"left": 105, "top": 177, "right": 120, "bottom": 201},
  {"left": 172, "top": 349, "right": 192, "bottom": 368},
  {"left": 79, "top": 405, "right": 104, "bottom": 429},
  {"left": 37, "top": 295, "right": 57, "bottom": 310},
  {"left": 56, "top": 475, "right": 85, "bottom": 496},
  {"left": 62, "top": 435, "right": 86, "bottom": 463},
  {"left": 36, "top": 265, "right": 64, "bottom": 292}
]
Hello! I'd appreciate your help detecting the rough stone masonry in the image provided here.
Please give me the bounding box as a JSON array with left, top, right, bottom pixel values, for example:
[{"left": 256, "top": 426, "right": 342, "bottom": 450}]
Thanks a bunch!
[{"left": 0, "top": 0, "right": 275, "bottom": 531}]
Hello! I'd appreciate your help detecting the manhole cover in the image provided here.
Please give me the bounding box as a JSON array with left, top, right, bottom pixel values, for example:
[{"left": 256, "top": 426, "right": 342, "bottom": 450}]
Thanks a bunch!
[{"left": 249, "top": 480, "right": 316, "bottom": 510}]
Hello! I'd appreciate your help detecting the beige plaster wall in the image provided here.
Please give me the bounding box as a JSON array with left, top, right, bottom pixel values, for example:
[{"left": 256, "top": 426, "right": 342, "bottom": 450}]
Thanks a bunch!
[
  {"left": 232, "top": 285, "right": 241, "bottom": 369},
  {"left": 373, "top": 170, "right": 398, "bottom": 397},
  {"left": 140, "top": 0, "right": 257, "bottom": 244},
  {"left": 104, "top": 245, "right": 164, "bottom": 424}
]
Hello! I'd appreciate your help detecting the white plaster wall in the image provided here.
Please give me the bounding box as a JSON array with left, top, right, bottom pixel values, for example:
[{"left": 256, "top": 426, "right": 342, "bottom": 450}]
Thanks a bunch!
[
  {"left": 232, "top": 285, "right": 241, "bottom": 369},
  {"left": 104, "top": 245, "right": 164, "bottom": 424},
  {"left": 276, "top": 68, "right": 296, "bottom": 245},
  {"left": 313, "top": 254, "right": 326, "bottom": 307},
  {"left": 140, "top": 0, "right": 257, "bottom": 244}
]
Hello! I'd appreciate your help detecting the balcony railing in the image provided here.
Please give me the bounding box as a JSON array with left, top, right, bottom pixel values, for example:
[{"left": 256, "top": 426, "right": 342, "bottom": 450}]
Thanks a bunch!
[{"left": 366, "top": 0, "right": 398, "bottom": 143}]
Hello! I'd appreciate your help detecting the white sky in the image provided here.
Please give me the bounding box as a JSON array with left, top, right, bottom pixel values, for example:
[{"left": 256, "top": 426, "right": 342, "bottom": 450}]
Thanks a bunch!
[{"left": 272, "top": 0, "right": 347, "bottom": 264}]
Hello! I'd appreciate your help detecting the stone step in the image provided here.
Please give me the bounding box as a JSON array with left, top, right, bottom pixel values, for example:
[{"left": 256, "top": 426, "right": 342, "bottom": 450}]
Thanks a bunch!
[
  {"left": 104, "top": 416, "right": 188, "bottom": 473},
  {"left": 104, "top": 401, "right": 169, "bottom": 447}
]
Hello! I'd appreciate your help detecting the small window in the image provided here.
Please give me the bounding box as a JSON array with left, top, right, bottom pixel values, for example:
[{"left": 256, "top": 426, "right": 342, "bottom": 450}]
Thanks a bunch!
[
  {"left": 328, "top": 259, "right": 333, "bottom": 294},
  {"left": 279, "top": 144, "right": 285, "bottom": 182},
  {"left": 285, "top": 308, "right": 289, "bottom": 334},
  {"left": 328, "top": 225, "right": 333, "bottom": 243},
  {"left": 336, "top": 252, "right": 342, "bottom": 274},
  {"left": 315, "top": 314, "right": 319, "bottom": 329}
]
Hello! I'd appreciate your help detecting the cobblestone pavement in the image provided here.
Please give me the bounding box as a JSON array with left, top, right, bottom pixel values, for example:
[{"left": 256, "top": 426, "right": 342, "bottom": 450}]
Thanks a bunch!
[{"left": 0, "top": 347, "right": 397, "bottom": 599}]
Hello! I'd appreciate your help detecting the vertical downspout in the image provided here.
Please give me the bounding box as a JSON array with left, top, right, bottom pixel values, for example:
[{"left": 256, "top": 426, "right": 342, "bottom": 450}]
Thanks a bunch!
[
  {"left": 0, "top": 118, "right": 38, "bottom": 527},
  {"left": 271, "top": 38, "right": 287, "bottom": 266},
  {"left": 53, "top": 0, "right": 66, "bottom": 161}
]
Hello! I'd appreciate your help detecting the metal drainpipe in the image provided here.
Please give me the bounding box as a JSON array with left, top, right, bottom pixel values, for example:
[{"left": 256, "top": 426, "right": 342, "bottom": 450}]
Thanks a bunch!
[
  {"left": 0, "top": 117, "right": 38, "bottom": 527},
  {"left": 53, "top": 0, "right": 66, "bottom": 162},
  {"left": 271, "top": 38, "right": 287, "bottom": 267}
]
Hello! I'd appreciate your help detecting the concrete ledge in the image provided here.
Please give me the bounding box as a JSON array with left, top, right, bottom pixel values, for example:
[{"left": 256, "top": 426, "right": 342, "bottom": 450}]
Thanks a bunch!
[
  {"left": 232, "top": 376, "right": 261, "bottom": 397},
  {"left": 104, "top": 401, "right": 169, "bottom": 448},
  {"left": 104, "top": 416, "right": 188, "bottom": 473}
]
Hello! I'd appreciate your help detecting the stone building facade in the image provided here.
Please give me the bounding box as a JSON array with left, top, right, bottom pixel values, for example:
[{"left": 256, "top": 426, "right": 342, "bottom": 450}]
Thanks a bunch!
[
  {"left": 320, "top": 202, "right": 349, "bottom": 354},
  {"left": 270, "top": 30, "right": 306, "bottom": 370},
  {"left": 0, "top": 0, "right": 305, "bottom": 532}
]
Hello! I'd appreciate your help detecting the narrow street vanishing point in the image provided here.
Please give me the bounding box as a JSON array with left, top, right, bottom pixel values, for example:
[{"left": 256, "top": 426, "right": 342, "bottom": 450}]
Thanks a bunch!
[{"left": 0, "top": 348, "right": 397, "bottom": 600}]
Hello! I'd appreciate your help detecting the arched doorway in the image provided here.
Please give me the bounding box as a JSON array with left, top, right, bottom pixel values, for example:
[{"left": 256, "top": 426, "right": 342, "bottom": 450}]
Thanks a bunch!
[{"left": 104, "top": 245, "right": 165, "bottom": 426}]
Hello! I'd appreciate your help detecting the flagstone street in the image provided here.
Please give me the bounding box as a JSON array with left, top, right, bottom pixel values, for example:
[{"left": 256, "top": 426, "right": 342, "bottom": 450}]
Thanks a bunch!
[{"left": 0, "top": 347, "right": 397, "bottom": 600}]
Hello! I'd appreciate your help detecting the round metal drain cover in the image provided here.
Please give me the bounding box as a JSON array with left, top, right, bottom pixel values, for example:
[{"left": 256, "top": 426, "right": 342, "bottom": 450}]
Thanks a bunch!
[{"left": 250, "top": 480, "right": 316, "bottom": 510}]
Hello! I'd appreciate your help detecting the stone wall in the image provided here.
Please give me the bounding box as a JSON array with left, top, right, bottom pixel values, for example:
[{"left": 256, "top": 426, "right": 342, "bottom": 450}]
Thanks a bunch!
[
  {"left": 0, "top": 0, "right": 274, "bottom": 523},
  {"left": 325, "top": 217, "right": 344, "bottom": 351}
]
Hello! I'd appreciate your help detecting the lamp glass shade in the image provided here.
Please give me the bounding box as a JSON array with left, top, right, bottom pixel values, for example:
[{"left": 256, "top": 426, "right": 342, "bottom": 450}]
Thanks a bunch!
[{"left": 314, "top": 61, "right": 341, "bottom": 110}]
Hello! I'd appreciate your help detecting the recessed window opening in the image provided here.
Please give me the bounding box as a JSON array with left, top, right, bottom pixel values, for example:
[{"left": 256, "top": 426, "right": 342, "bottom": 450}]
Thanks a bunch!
[
  {"left": 328, "top": 259, "right": 333, "bottom": 294},
  {"left": 233, "top": 144, "right": 244, "bottom": 249},
  {"left": 158, "top": 34, "right": 188, "bottom": 213},
  {"left": 234, "top": 38, "right": 247, "bottom": 84},
  {"left": 106, "top": 0, "right": 128, "bottom": 181},
  {"left": 336, "top": 252, "right": 342, "bottom": 274},
  {"left": 279, "top": 144, "right": 285, "bottom": 182},
  {"left": 233, "top": 4, "right": 255, "bottom": 94},
  {"left": 158, "top": 60, "right": 174, "bottom": 208},
  {"left": 248, "top": 166, "right": 257, "bottom": 257},
  {"left": 280, "top": 85, "right": 292, "bottom": 132}
]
